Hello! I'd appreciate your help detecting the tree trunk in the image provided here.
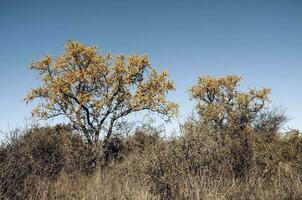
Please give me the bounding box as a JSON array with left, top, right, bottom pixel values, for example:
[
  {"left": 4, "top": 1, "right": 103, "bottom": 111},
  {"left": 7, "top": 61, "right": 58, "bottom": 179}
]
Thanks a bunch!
[{"left": 101, "top": 121, "right": 115, "bottom": 167}]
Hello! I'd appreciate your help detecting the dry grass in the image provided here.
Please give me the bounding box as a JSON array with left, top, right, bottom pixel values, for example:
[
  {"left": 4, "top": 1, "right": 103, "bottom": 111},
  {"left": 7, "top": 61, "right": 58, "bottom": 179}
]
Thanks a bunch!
[
  {"left": 6, "top": 168, "right": 301, "bottom": 200},
  {"left": 1, "top": 124, "right": 302, "bottom": 200}
]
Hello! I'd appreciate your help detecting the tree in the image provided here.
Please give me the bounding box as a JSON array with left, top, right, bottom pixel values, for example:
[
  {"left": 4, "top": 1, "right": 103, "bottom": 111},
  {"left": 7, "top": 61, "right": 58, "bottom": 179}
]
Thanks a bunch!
[
  {"left": 189, "top": 75, "right": 273, "bottom": 131},
  {"left": 188, "top": 75, "right": 282, "bottom": 176},
  {"left": 25, "top": 41, "right": 178, "bottom": 152}
]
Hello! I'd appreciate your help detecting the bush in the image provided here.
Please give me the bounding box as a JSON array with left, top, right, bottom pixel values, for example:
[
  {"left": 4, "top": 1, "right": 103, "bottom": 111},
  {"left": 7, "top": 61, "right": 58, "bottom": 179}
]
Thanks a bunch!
[
  {"left": 0, "top": 125, "right": 93, "bottom": 199},
  {"left": 1, "top": 123, "right": 302, "bottom": 199}
]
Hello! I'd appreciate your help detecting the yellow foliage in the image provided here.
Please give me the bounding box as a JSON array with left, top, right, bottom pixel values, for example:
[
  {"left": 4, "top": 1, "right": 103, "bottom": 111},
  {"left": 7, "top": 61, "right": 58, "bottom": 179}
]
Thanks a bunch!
[
  {"left": 189, "top": 75, "right": 271, "bottom": 130},
  {"left": 25, "top": 41, "right": 178, "bottom": 144}
]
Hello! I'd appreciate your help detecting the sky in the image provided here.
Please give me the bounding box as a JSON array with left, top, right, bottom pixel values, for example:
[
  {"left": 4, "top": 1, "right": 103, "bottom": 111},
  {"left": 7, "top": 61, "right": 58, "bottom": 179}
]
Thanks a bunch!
[{"left": 0, "top": 0, "right": 302, "bottom": 134}]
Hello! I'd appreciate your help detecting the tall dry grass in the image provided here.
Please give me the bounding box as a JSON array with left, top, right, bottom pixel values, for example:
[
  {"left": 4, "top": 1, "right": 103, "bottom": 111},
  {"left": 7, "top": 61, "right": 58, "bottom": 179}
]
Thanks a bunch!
[{"left": 1, "top": 123, "right": 302, "bottom": 200}]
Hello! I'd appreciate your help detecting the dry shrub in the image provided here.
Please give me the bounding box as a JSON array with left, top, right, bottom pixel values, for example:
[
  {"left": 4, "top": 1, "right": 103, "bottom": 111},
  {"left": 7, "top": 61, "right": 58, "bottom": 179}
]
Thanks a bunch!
[
  {"left": 131, "top": 119, "right": 302, "bottom": 199},
  {"left": 101, "top": 128, "right": 160, "bottom": 167},
  {"left": 136, "top": 125, "right": 252, "bottom": 199},
  {"left": 1, "top": 122, "right": 302, "bottom": 200},
  {"left": 0, "top": 125, "right": 94, "bottom": 200},
  {"left": 253, "top": 129, "right": 302, "bottom": 178},
  {"left": 125, "top": 130, "right": 160, "bottom": 153},
  {"left": 180, "top": 119, "right": 254, "bottom": 178}
]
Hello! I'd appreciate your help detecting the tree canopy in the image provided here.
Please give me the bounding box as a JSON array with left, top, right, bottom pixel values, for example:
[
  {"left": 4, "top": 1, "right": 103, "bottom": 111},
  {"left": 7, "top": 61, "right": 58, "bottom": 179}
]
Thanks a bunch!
[
  {"left": 189, "top": 75, "right": 272, "bottom": 131},
  {"left": 25, "top": 41, "right": 178, "bottom": 145}
]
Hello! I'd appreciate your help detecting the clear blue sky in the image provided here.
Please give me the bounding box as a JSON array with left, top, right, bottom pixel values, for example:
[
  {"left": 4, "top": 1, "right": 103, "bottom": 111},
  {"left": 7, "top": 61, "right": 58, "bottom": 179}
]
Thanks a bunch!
[{"left": 1, "top": 0, "right": 302, "bottom": 133}]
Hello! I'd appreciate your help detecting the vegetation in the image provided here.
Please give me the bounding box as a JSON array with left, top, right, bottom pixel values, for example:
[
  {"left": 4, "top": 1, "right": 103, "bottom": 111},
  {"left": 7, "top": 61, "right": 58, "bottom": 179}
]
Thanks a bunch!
[
  {"left": 1, "top": 123, "right": 302, "bottom": 199},
  {"left": 0, "top": 42, "right": 301, "bottom": 199},
  {"left": 189, "top": 75, "right": 272, "bottom": 131},
  {"left": 24, "top": 41, "right": 178, "bottom": 162}
]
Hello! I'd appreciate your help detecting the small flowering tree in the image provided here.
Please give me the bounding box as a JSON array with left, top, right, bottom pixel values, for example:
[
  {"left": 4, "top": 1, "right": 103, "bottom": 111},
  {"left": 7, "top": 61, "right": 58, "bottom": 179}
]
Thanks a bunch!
[
  {"left": 189, "top": 75, "right": 272, "bottom": 131},
  {"left": 25, "top": 41, "right": 178, "bottom": 152},
  {"left": 188, "top": 75, "right": 287, "bottom": 176}
]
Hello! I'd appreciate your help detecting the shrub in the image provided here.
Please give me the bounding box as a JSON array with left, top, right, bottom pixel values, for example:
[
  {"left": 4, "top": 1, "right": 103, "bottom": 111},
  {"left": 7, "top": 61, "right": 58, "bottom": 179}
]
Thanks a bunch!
[
  {"left": 1, "top": 124, "right": 302, "bottom": 199},
  {"left": 0, "top": 125, "right": 92, "bottom": 199}
]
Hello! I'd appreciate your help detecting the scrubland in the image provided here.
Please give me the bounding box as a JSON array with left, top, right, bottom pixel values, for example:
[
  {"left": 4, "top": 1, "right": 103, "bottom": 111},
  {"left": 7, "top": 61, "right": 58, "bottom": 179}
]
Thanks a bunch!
[
  {"left": 2, "top": 42, "right": 302, "bottom": 199},
  {"left": 1, "top": 121, "right": 302, "bottom": 200}
]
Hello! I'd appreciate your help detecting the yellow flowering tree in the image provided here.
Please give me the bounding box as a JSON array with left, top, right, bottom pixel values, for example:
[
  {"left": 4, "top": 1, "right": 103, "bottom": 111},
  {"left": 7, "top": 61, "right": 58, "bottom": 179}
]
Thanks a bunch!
[
  {"left": 189, "top": 75, "right": 272, "bottom": 131},
  {"left": 25, "top": 41, "right": 178, "bottom": 149}
]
